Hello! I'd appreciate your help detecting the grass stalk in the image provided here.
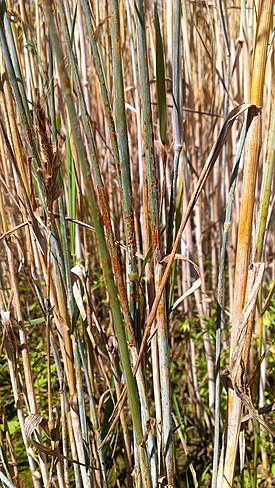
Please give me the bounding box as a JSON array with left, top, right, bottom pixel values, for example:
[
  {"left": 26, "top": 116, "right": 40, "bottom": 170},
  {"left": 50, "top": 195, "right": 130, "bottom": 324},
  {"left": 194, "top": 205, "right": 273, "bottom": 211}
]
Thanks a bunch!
[
  {"left": 134, "top": 0, "right": 160, "bottom": 251},
  {"left": 134, "top": 2, "right": 174, "bottom": 483},
  {"left": 0, "top": 3, "right": 273, "bottom": 486},
  {"left": 134, "top": 103, "right": 252, "bottom": 389},
  {"left": 252, "top": 101, "right": 275, "bottom": 485},
  {"left": 41, "top": 2, "right": 151, "bottom": 484},
  {"left": 58, "top": 0, "right": 136, "bottom": 349},
  {"left": 110, "top": 0, "right": 138, "bottom": 324},
  {"left": 221, "top": 1, "right": 273, "bottom": 485},
  {"left": 167, "top": 0, "right": 182, "bottom": 253},
  {"left": 212, "top": 116, "right": 248, "bottom": 488},
  {"left": 0, "top": 470, "right": 16, "bottom": 488},
  {"left": 77, "top": 338, "right": 107, "bottom": 486}
]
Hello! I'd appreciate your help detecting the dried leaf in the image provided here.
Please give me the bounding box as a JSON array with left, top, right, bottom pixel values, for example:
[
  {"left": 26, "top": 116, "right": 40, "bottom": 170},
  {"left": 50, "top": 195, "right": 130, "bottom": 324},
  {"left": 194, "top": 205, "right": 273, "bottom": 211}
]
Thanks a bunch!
[
  {"left": 94, "top": 16, "right": 111, "bottom": 41},
  {"left": 71, "top": 265, "right": 87, "bottom": 320},
  {"left": 231, "top": 262, "right": 264, "bottom": 383},
  {"left": 220, "top": 374, "right": 275, "bottom": 437},
  {"left": 171, "top": 278, "right": 202, "bottom": 311},
  {"left": 25, "top": 414, "right": 51, "bottom": 440},
  {"left": 134, "top": 103, "right": 255, "bottom": 379},
  {"left": 25, "top": 414, "right": 86, "bottom": 466},
  {"left": 71, "top": 264, "right": 86, "bottom": 284},
  {"left": 0, "top": 309, "right": 10, "bottom": 325},
  {"left": 160, "top": 254, "right": 202, "bottom": 311},
  {"left": 235, "top": 387, "right": 275, "bottom": 437}
]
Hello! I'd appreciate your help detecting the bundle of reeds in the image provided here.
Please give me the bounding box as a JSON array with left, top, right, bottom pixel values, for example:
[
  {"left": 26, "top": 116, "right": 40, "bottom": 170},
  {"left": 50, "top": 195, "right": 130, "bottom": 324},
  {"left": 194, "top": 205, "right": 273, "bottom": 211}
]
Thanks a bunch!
[{"left": 0, "top": 1, "right": 273, "bottom": 487}]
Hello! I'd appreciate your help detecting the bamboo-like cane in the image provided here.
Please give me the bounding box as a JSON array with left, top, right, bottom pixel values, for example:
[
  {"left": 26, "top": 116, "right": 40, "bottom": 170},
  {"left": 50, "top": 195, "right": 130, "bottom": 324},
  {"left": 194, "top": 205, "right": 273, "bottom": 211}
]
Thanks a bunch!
[{"left": 220, "top": 1, "right": 273, "bottom": 486}]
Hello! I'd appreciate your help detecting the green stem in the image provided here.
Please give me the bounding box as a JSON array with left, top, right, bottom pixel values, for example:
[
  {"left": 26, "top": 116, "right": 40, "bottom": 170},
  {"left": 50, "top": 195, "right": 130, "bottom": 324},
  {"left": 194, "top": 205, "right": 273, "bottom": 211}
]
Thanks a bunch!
[
  {"left": 42, "top": 0, "right": 149, "bottom": 481},
  {"left": 134, "top": 0, "right": 160, "bottom": 251},
  {"left": 57, "top": 0, "right": 136, "bottom": 346},
  {"left": 110, "top": 0, "right": 138, "bottom": 324},
  {"left": 167, "top": 0, "right": 182, "bottom": 254},
  {"left": 78, "top": 338, "right": 108, "bottom": 486},
  {"left": 255, "top": 105, "right": 275, "bottom": 262}
]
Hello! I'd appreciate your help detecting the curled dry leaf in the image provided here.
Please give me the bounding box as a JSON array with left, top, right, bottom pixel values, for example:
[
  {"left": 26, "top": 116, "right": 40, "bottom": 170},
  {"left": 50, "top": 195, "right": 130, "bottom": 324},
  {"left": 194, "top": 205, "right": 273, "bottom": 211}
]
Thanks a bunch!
[
  {"left": 71, "top": 264, "right": 86, "bottom": 284},
  {"left": 25, "top": 413, "right": 86, "bottom": 466},
  {"left": 160, "top": 254, "right": 202, "bottom": 312},
  {"left": 93, "top": 15, "right": 111, "bottom": 41},
  {"left": 71, "top": 264, "right": 87, "bottom": 320},
  {"left": 0, "top": 309, "right": 10, "bottom": 326},
  {"left": 68, "top": 394, "right": 79, "bottom": 414},
  {"left": 25, "top": 414, "right": 51, "bottom": 440},
  {"left": 107, "top": 334, "right": 118, "bottom": 354}
]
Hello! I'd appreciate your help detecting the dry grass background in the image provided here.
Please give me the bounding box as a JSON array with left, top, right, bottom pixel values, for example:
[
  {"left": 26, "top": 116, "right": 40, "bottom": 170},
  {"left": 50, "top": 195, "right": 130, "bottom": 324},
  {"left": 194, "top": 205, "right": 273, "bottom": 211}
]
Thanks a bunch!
[{"left": 0, "top": 0, "right": 274, "bottom": 487}]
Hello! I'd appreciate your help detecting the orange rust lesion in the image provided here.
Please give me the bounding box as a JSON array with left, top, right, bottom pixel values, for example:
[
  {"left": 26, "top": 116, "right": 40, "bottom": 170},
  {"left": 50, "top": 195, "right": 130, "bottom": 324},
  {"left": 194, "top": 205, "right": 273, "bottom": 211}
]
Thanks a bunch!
[
  {"left": 96, "top": 186, "right": 111, "bottom": 224},
  {"left": 151, "top": 225, "right": 160, "bottom": 250},
  {"left": 126, "top": 210, "right": 137, "bottom": 253},
  {"left": 96, "top": 187, "right": 135, "bottom": 334}
]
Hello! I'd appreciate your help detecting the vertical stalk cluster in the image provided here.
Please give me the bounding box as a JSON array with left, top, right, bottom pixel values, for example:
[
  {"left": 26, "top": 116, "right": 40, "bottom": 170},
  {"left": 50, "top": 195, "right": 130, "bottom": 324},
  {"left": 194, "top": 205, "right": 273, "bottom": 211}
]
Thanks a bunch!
[
  {"left": 0, "top": 1, "right": 273, "bottom": 487},
  {"left": 41, "top": 2, "right": 150, "bottom": 485},
  {"left": 220, "top": 1, "right": 273, "bottom": 486}
]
